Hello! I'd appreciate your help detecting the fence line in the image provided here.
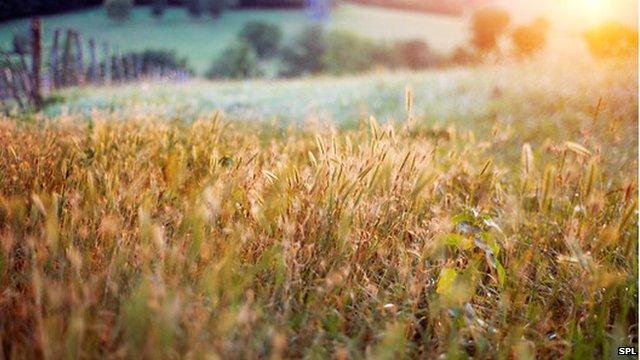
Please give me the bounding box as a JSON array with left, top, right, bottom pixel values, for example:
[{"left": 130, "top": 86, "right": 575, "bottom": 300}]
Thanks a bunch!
[{"left": 0, "top": 17, "right": 191, "bottom": 110}]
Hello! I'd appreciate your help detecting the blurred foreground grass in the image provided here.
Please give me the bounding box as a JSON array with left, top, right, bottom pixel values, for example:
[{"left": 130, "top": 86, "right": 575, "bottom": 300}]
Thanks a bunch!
[{"left": 0, "top": 57, "right": 638, "bottom": 358}]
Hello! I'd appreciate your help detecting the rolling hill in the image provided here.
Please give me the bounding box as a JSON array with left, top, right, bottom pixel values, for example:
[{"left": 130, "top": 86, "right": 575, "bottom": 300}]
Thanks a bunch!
[{"left": 0, "top": 4, "right": 467, "bottom": 74}]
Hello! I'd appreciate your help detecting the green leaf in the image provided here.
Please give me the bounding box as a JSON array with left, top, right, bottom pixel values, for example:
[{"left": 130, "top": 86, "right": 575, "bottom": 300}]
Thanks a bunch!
[
  {"left": 441, "top": 233, "right": 464, "bottom": 247},
  {"left": 481, "top": 231, "right": 500, "bottom": 256},
  {"left": 441, "top": 233, "right": 474, "bottom": 251},
  {"left": 496, "top": 262, "right": 506, "bottom": 287},
  {"left": 452, "top": 213, "right": 474, "bottom": 226},
  {"left": 437, "top": 267, "right": 458, "bottom": 295}
]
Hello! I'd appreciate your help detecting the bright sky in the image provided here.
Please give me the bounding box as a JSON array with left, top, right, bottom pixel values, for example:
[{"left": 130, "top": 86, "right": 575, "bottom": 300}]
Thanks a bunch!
[{"left": 487, "top": 0, "right": 637, "bottom": 31}]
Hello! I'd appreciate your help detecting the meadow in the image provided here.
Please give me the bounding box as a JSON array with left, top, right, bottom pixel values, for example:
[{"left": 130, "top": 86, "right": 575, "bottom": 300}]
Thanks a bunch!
[
  {"left": 0, "top": 55, "right": 637, "bottom": 358},
  {"left": 45, "top": 55, "right": 628, "bottom": 126}
]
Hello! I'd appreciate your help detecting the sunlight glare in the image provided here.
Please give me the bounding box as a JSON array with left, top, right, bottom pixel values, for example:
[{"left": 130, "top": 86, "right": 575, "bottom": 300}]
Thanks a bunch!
[{"left": 569, "top": 0, "right": 614, "bottom": 25}]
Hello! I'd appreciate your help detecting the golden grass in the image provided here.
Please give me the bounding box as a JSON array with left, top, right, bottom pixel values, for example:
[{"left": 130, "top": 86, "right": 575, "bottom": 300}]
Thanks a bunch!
[{"left": 0, "top": 61, "right": 637, "bottom": 358}]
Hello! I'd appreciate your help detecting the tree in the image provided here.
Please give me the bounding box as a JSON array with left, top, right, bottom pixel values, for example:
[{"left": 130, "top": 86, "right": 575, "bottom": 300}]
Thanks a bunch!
[
  {"left": 137, "top": 49, "right": 190, "bottom": 73},
  {"left": 471, "top": 7, "right": 510, "bottom": 53},
  {"left": 207, "top": 41, "right": 261, "bottom": 79},
  {"left": 279, "top": 25, "right": 326, "bottom": 77},
  {"left": 187, "top": 0, "right": 204, "bottom": 17},
  {"left": 239, "top": 21, "right": 283, "bottom": 58},
  {"left": 511, "top": 19, "right": 548, "bottom": 57},
  {"left": 151, "top": 0, "right": 167, "bottom": 18},
  {"left": 585, "top": 22, "right": 638, "bottom": 59},
  {"left": 321, "top": 30, "right": 374, "bottom": 74},
  {"left": 206, "top": 0, "right": 225, "bottom": 17},
  {"left": 369, "top": 41, "right": 402, "bottom": 69},
  {"left": 449, "top": 46, "right": 479, "bottom": 65},
  {"left": 104, "top": 0, "right": 133, "bottom": 21},
  {"left": 396, "top": 39, "right": 439, "bottom": 69}
]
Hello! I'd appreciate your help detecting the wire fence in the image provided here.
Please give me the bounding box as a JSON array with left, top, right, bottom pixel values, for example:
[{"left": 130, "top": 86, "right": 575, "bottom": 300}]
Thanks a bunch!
[{"left": 0, "top": 18, "right": 190, "bottom": 110}]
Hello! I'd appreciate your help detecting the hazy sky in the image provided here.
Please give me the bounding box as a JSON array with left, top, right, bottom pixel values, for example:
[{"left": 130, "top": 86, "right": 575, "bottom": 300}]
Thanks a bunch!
[{"left": 487, "top": 0, "right": 637, "bottom": 31}]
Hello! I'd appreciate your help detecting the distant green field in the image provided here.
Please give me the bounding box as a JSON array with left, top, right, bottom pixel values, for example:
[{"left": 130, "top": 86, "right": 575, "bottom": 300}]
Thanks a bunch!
[
  {"left": 0, "top": 4, "right": 467, "bottom": 74},
  {"left": 47, "top": 56, "right": 636, "bottom": 136}
]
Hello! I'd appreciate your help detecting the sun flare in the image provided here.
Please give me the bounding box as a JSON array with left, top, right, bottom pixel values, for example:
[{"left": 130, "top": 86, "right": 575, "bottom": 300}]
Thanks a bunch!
[
  {"left": 584, "top": 0, "right": 608, "bottom": 17},
  {"left": 567, "top": 0, "right": 623, "bottom": 25}
]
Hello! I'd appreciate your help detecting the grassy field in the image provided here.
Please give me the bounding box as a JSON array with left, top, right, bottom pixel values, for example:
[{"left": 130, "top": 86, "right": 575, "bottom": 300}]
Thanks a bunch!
[
  {"left": 0, "top": 4, "right": 467, "bottom": 74},
  {"left": 0, "top": 56, "right": 637, "bottom": 358},
  {"left": 46, "top": 56, "right": 635, "bottom": 131}
]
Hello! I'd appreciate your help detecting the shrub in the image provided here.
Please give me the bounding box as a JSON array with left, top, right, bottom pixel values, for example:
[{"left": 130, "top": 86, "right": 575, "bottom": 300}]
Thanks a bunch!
[
  {"left": 279, "top": 25, "right": 326, "bottom": 77},
  {"left": 585, "top": 22, "right": 638, "bottom": 59},
  {"left": 207, "top": 41, "right": 261, "bottom": 79},
  {"left": 511, "top": 18, "right": 548, "bottom": 57},
  {"left": 104, "top": 0, "right": 133, "bottom": 21},
  {"left": 279, "top": 30, "right": 440, "bottom": 76},
  {"left": 151, "top": 0, "right": 167, "bottom": 18},
  {"left": 322, "top": 31, "right": 375, "bottom": 75},
  {"left": 138, "top": 49, "right": 190, "bottom": 73},
  {"left": 396, "top": 39, "right": 439, "bottom": 69},
  {"left": 239, "top": 21, "right": 283, "bottom": 58},
  {"left": 471, "top": 7, "right": 510, "bottom": 53},
  {"left": 370, "top": 41, "right": 402, "bottom": 69},
  {"left": 449, "top": 46, "right": 479, "bottom": 65},
  {"left": 206, "top": 0, "right": 225, "bottom": 17}
]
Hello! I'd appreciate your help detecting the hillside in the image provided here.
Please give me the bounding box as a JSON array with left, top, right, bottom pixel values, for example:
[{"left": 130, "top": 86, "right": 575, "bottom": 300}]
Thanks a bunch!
[
  {"left": 0, "top": 4, "right": 467, "bottom": 74},
  {"left": 48, "top": 56, "right": 635, "bottom": 128}
]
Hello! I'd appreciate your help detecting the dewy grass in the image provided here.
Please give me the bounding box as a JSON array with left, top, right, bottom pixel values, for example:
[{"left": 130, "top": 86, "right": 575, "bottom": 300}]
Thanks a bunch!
[{"left": 0, "top": 59, "right": 637, "bottom": 358}]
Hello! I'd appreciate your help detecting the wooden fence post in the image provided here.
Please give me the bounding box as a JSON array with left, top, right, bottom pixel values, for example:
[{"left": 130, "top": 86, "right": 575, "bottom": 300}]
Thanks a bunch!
[
  {"left": 124, "top": 57, "right": 129, "bottom": 81},
  {"left": 114, "top": 49, "right": 124, "bottom": 82},
  {"left": 73, "top": 31, "right": 84, "bottom": 84},
  {"left": 13, "top": 35, "right": 30, "bottom": 82},
  {"left": 12, "top": 34, "right": 33, "bottom": 104},
  {"left": 6, "top": 69, "right": 26, "bottom": 109},
  {"left": 50, "top": 29, "right": 61, "bottom": 88},
  {"left": 126, "top": 53, "right": 135, "bottom": 80},
  {"left": 30, "top": 17, "right": 43, "bottom": 109},
  {"left": 6, "top": 63, "right": 25, "bottom": 109},
  {"left": 0, "top": 69, "right": 7, "bottom": 99},
  {"left": 134, "top": 54, "right": 142, "bottom": 80},
  {"left": 62, "top": 30, "right": 74, "bottom": 86},
  {"left": 102, "top": 42, "right": 111, "bottom": 85},
  {"left": 88, "top": 38, "right": 98, "bottom": 84}
]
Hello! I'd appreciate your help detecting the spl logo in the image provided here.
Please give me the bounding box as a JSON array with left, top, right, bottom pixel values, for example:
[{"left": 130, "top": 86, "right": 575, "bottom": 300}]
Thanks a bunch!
[{"left": 618, "top": 347, "right": 638, "bottom": 356}]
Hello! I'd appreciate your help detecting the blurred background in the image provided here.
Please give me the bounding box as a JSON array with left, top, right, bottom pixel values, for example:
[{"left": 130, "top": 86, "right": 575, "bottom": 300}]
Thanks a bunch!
[{"left": 0, "top": 0, "right": 637, "bottom": 118}]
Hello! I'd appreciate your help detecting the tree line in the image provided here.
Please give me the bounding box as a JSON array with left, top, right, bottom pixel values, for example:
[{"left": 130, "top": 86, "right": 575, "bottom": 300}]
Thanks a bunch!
[{"left": 206, "top": 9, "right": 553, "bottom": 79}]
